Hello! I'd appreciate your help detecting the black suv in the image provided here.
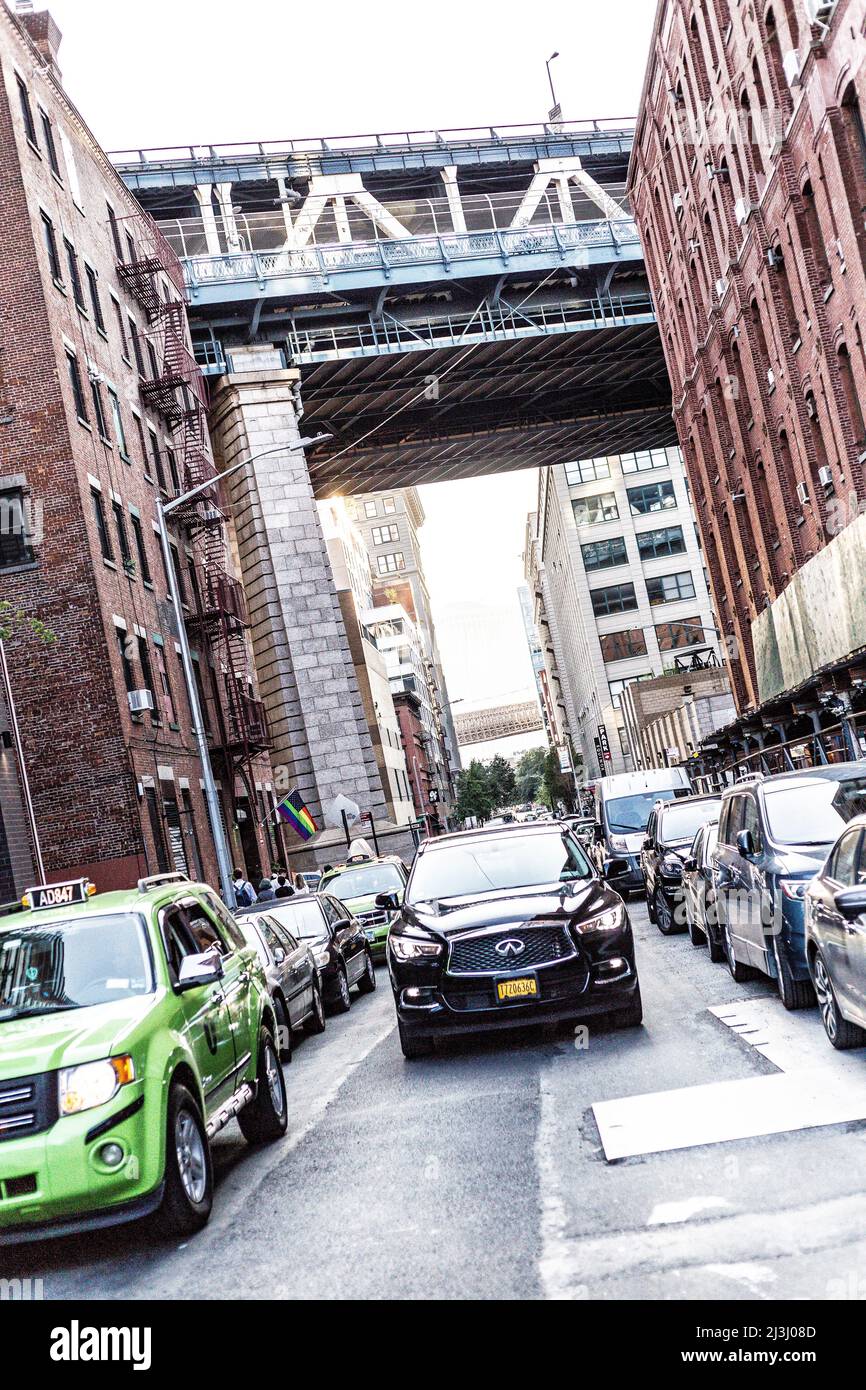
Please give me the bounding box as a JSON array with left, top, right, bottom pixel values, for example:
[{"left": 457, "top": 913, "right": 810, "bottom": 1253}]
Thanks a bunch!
[
  {"left": 642, "top": 793, "right": 723, "bottom": 934},
  {"left": 383, "top": 822, "right": 641, "bottom": 1058}
]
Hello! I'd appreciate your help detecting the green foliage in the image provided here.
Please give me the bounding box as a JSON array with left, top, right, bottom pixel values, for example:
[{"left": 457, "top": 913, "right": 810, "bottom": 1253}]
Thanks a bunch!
[
  {"left": 540, "top": 748, "right": 575, "bottom": 814},
  {"left": 514, "top": 746, "right": 546, "bottom": 803},
  {"left": 455, "top": 760, "right": 495, "bottom": 823},
  {"left": 485, "top": 754, "right": 516, "bottom": 812},
  {"left": 0, "top": 601, "right": 56, "bottom": 644}
]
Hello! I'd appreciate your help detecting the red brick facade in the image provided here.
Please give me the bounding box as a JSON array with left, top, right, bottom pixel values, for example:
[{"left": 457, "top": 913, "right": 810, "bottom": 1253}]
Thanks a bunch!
[
  {"left": 629, "top": 0, "right": 866, "bottom": 711},
  {"left": 0, "top": 4, "right": 279, "bottom": 892}
]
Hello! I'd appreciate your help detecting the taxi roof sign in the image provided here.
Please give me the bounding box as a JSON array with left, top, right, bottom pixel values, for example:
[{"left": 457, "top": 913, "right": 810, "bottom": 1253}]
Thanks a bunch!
[{"left": 23, "top": 879, "right": 95, "bottom": 911}]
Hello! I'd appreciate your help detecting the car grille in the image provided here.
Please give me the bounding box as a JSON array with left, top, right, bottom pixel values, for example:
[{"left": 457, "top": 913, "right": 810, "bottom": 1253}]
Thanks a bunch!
[
  {"left": 0, "top": 1073, "right": 57, "bottom": 1143},
  {"left": 358, "top": 910, "right": 389, "bottom": 928},
  {"left": 448, "top": 925, "right": 574, "bottom": 975}
]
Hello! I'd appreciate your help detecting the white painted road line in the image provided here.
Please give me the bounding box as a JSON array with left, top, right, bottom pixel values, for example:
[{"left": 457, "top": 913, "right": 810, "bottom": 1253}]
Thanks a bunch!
[{"left": 709, "top": 995, "right": 859, "bottom": 1073}]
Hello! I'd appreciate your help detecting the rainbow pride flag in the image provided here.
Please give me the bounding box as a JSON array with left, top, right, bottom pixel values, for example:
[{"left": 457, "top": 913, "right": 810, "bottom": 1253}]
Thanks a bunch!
[{"left": 276, "top": 788, "right": 318, "bottom": 841}]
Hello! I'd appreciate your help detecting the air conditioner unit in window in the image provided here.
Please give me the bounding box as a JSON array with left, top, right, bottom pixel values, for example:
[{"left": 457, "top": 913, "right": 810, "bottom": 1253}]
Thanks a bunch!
[
  {"left": 796, "top": 481, "right": 810, "bottom": 506},
  {"left": 783, "top": 50, "right": 802, "bottom": 87},
  {"left": 734, "top": 198, "right": 754, "bottom": 226},
  {"left": 804, "top": 0, "right": 837, "bottom": 24},
  {"left": 128, "top": 689, "right": 154, "bottom": 714},
  {"left": 818, "top": 466, "right": 834, "bottom": 488},
  {"left": 672, "top": 192, "right": 684, "bottom": 214},
  {"left": 715, "top": 276, "right": 729, "bottom": 299}
]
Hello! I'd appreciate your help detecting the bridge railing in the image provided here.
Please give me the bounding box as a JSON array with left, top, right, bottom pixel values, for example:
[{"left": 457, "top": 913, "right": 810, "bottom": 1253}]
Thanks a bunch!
[
  {"left": 109, "top": 118, "right": 637, "bottom": 168},
  {"left": 183, "top": 217, "right": 642, "bottom": 292}
]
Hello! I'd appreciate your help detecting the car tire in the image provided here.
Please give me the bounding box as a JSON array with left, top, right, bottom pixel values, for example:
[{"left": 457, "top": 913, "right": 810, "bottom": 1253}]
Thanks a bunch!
[
  {"left": 707, "top": 921, "right": 725, "bottom": 964},
  {"left": 274, "top": 995, "right": 293, "bottom": 1063},
  {"left": 238, "top": 1028, "right": 289, "bottom": 1146},
  {"left": 156, "top": 1083, "right": 213, "bottom": 1238},
  {"left": 655, "top": 889, "right": 677, "bottom": 936},
  {"left": 723, "top": 919, "right": 754, "bottom": 983},
  {"left": 814, "top": 950, "right": 866, "bottom": 1050},
  {"left": 646, "top": 886, "right": 657, "bottom": 924},
  {"left": 306, "top": 978, "right": 326, "bottom": 1035},
  {"left": 356, "top": 949, "right": 377, "bottom": 995},
  {"left": 772, "top": 935, "right": 814, "bottom": 1011},
  {"left": 398, "top": 1019, "right": 433, "bottom": 1059},
  {"left": 687, "top": 907, "right": 705, "bottom": 947},
  {"left": 614, "top": 982, "right": 643, "bottom": 1028},
  {"left": 329, "top": 964, "right": 352, "bottom": 1014}
]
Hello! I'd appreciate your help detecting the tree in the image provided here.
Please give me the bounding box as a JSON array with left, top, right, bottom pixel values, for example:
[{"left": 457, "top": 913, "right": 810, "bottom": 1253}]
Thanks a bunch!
[
  {"left": 456, "top": 760, "right": 494, "bottom": 824},
  {"left": 0, "top": 601, "right": 55, "bottom": 644},
  {"left": 514, "top": 746, "right": 546, "bottom": 803},
  {"left": 486, "top": 754, "right": 516, "bottom": 811},
  {"left": 540, "top": 748, "right": 576, "bottom": 814}
]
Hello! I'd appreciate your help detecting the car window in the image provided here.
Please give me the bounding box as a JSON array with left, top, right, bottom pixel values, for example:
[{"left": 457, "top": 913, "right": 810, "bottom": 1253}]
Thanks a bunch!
[
  {"left": 660, "top": 799, "right": 723, "bottom": 845},
  {"left": 200, "top": 890, "right": 247, "bottom": 951},
  {"left": 161, "top": 904, "right": 216, "bottom": 983},
  {"left": 0, "top": 913, "right": 153, "bottom": 1019},
  {"left": 605, "top": 789, "right": 677, "bottom": 835},
  {"left": 181, "top": 898, "right": 230, "bottom": 956},
  {"left": 762, "top": 775, "right": 866, "bottom": 846},
  {"left": 702, "top": 823, "right": 719, "bottom": 867},
  {"left": 270, "top": 919, "right": 299, "bottom": 952},
  {"left": 831, "top": 829, "right": 862, "bottom": 887},
  {"left": 267, "top": 897, "right": 329, "bottom": 940},
  {"left": 721, "top": 796, "right": 745, "bottom": 846},
  {"left": 742, "top": 798, "right": 762, "bottom": 850},
  {"left": 406, "top": 830, "right": 592, "bottom": 903},
  {"left": 257, "top": 915, "right": 286, "bottom": 959},
  {"left": 324, "top": 896, "right": 347, "bottom": 925}
]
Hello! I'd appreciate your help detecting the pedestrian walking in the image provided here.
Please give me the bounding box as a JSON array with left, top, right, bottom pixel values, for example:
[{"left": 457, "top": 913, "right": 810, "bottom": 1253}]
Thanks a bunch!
[{"left": 232, "top": 869, "right": 256, "bottom": 908}]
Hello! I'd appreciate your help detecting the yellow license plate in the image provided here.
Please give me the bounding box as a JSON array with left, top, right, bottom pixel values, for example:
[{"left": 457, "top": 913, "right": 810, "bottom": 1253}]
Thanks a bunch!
[{"left": 496, "top": 977, "right": 538, "bottom": 1002}]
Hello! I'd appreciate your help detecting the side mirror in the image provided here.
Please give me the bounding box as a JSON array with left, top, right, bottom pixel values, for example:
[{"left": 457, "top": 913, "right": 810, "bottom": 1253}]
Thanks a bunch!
[
  {"left": 736, "top": 828, "right": 755, "bottom": 860},
  {"left": 834, "top": 887, "right": 866, "bottom": 920},
  {"left": 177, "top": 950, "right": 224, "bottom": 992},
  {"left": 593, "top": 824, "right": 604, "bottom": 844},
  {"left": 683, "top": 856, "right": 697, "bottom": 873},
  {"left": 642, "top": 836, "right": 653, "bottom": 851},
  {"left": 333, "top": 917, "right": 352, "bottom": 931},
  {"left": 274, "top": 946, "right": 287, "bottom": 965},
  {"left": 375, "top": 892, "right": 399, "bottom": 911},
  {"left": 603, "top": 857, "right": 631, "bottom": 882}
]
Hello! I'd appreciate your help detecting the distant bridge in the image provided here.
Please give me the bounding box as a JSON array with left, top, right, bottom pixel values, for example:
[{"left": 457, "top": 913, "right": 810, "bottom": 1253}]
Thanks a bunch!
[{"left": 454, "top": 700, "right": 544, "bottom": 746}]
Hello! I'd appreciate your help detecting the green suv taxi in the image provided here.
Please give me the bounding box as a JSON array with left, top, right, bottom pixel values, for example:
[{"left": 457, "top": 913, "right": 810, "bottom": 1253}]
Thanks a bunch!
[
  {"left": 319, "top": 841, "right": 409, "bottom": 959},
  {"left": 0, "top": 873, "right": 288, "bottom": 1245}
]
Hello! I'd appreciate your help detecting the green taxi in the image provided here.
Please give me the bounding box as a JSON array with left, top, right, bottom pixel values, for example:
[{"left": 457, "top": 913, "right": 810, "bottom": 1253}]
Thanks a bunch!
[
  {"left": 0, "top": 873, "right": 288, "bottom": 1245},
  {"left": 319, "top": 841, "right": 409, "bottom": 959}
]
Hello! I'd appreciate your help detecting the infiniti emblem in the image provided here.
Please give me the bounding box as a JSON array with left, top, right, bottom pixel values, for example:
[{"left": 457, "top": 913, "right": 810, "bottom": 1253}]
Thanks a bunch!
[{"left": 495, "top": 938, "right": 526, "bottom": 958}]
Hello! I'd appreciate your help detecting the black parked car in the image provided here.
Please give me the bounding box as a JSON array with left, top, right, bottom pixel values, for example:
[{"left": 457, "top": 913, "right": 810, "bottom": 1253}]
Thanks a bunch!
[
  {"left": 235, "top": 908, "right": 326, "bottom": 1058},
  {"left": 641, "top": 794, "right": 723, "bottom": 934},
  {"left": 682, "top": 821, "right": 721, "bottom": 959},
  {"left": 382, "top": 821, "right": 641, "bottom": 1059},
  {"left": 805, "top": 813, "right": 866, "bottom": 1049},
  {"left": 266, "top": 894, "right": 376, "bottom": 1014}
]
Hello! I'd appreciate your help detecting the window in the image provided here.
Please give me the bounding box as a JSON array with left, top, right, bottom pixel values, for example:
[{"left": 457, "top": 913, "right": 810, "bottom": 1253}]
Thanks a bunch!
[
  {"left": 112, "top": 499, "right": 132, "bottom": 569},
  {"left": 165, "top": 446, "right": 180, "bottom": 495},
  {"left": 581, "top": 536, "right": 628, "bottom": 572},
  {"left": 129, "top": 512, "right": 152, "bottom": 584},
  {"left": 608, "top": 674, "right": 651, "bottom": 708},
  {"left": 566, "top": 457, "right": 610, "bottom": 485},
  {"left": 112, "top": 296, "right": 130, "bottom": 359},
  {"left": 364, "top": 500, "right": 378, "bottom": 518},
  {"left": 64, "top": 239, "right": 85, "bottom": 310},
  {"left": 573, "top": 492, "right": 619, "bottom": 526},
  {"left": 107, "top": 389, "right": 129, "bottom": 457},
  {"left": 372, "top": 524, "right": 399, "bottom": 545},
  {"left": 600, "top": 629, "right": 648, "bottom": 662},
  {"left": 621, "top": 448, "right": 673, "bottom": 473},
  {"left": 153, "top": 641, "right": 177, "bottom": 725},
  {"left": 377, "top": 552, "right": 404, "bottom": 574},
  {"left": 383, "top": 496, "right": 396, "bottom": 514},
  {"left": 16, "top": 76, "right": 37, "bottom": 147},
  {"left": 40, "top": 211, "right": 62, "bottom": 283},
  {"left": 90, "top": 487, "right": 112, "bottom": 561},
  {"left": 66, "top": 351, "right": 88, "bottom": 422},
  {"left": 90, "top": 380, "right": 109, "bottom": 440},
  {"left": 107, "top": 203, "right": 123, "bottom": 261},
  {"left": 655, "top": 616, "right": 703, "bottom": 650},
  {"left": 828, "top": 829, "right": 864, "bottom": 887},
  {"left": 148, "top": 427, "right": 167, "bottom": 491},
  {"left": 637, "top": 525, "right": 686, "bottom": 560},
  {"left": 129, "top": 315, "right": 146, "bottom": 377},
  {"left": 137, "top": 636, "right": 158, "bottom": 724},
  {"left": 591, "top": 582, "right": 638, "bottom": 617},
  {"left": 169, "top": 542, "right": 187, "bottom": 604},
  {"left": 0, "top": 487, "right": 33, "bottom": 569},
  {"left": 39, "top": 108, "right": 59, "bottom": 175},
  {"left": 627, "top": 479, "right": 677, "bottom": 514},
  {"left": 85, "top": 265, "right": 105, "bottom": 333},
  {"left": 115, "top": 624, "right": 136, "bottom": 694},
  {"left": 646, "top": 571, "right": 696, "bottom": 605}
]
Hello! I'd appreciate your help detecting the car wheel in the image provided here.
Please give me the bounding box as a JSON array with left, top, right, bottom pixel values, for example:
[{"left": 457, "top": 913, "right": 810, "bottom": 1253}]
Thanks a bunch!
[
  {"left": 306, "top": 978, "right": 326, "bottom": 1035},
  {"left": 813, "top": 950, "right": 866, "bottom": 1049},
  {"left": 398, "top": 1019, "right": 433, "bottom": 1059},
  {"left": 613, "top": 982, "right": 643, "bottom": 1028},
  {"left": 687, "top": 904, "right": 705, "bottom": 947},
  {"left": 655, "top": 889, "right": 676, "bottom": 936},
  {"left": 646, "top": 886, "right": 657, "bottom": 923},
  {"left": 274, "top": 994, "right": 293, "bottom": 1063},
  {"left": 723, "top": 919, "right": 754, "bottom": 983},
  {"left": 329, "top": 964, "right": 352, "bottom": 1014},
  {"left": 356, "top": 950, "right": 377, "bottom": 995},
  {"left": 770, "top": 935, "right": 814, "bottom": 1011},
  {"left": 238, "top": 1027, "right": 289, "bottom": 1145},
  {"left": 707, "top": 920, "right": 725, "bottom": 964},
  {"left": 156, "top": 1083, "right": 213, "bottom": 1237}
]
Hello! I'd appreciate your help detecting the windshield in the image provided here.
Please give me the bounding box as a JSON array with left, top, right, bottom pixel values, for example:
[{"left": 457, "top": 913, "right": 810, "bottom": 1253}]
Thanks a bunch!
[
  {"left": 407, "top": 831, "right": 592, "bottom": 903},
  {"left": 606, "top": 788, "right": 677, "bottom": 834},
  {"left": 763, "top": 776, "right": 866, "bottom": 846},
  {"left": 661, "top": 799, "right": 723, "bottom": 844},
  {"left": 324, "top": 863, "right": 403, "bottom": 901},
  {"left": 266, "top": 899, "right": 328, "bottom": 940},
  {"left": 0, "top": 913, "right": 153, "bottom": 1021}
]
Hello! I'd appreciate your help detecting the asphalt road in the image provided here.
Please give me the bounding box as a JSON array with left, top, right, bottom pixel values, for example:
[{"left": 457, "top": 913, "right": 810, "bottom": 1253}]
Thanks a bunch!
[{"left": 8, "top": 901, "right": 866, "bottom": 1301}]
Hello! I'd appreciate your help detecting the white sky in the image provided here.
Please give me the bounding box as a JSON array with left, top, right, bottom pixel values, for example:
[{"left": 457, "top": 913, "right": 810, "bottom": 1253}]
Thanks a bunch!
[{"left": 42, "top": 0, "right": 657, "bottom": 709}]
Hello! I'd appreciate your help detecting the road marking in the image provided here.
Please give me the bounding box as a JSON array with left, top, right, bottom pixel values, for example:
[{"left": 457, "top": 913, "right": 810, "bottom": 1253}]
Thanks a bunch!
[
  {"left": 648, "top": 1197, "right": 732, "bottom": 1226},
  {"left": 536, "top": 1077, "right": 587, "bottom": 1300},
  {"left": 709, "top": 995, "right": 855, "bottom": 1072}
]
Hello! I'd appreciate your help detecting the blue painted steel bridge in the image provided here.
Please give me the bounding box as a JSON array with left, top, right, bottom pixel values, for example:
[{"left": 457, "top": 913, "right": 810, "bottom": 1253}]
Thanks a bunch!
[{"left": 113, "top": 121, "right": 673, "bottom": 494}]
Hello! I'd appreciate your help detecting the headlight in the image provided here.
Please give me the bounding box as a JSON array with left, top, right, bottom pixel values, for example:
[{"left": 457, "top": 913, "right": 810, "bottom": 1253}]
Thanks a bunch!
[
  {"left": 59, "top": 1056, "right": 135, "bottom": 1117},
  {"left": 389, "top": 933, "right": 444, "bottom": 961},
  {"left": 312, "top": 944, "right": 331, "bottom": 967},
  {"left": 610, "top": 836, "right": 628, "bottom": 852},
  {"left": 780, "top": 878, "right": 808, "bottom": 901},
  {"left": 661, "top": 854, "right": 684, "bottom": 877},
  {"left": 578, "top": 904, "right": 625, "bottom": 934}
]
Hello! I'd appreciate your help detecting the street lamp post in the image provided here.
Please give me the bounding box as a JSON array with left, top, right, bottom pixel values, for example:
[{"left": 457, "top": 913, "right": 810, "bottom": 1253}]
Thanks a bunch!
[
  {"left": 545, "top": 51, "right": 561, "bottom": 121},
  {"left": 157, "top": 431, "right": 332, "bottom": 909}
]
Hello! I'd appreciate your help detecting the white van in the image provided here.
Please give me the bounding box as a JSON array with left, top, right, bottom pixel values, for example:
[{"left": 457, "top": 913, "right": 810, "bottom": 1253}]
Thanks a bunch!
[{"left": 592, "top": 767, "right": 691, "bottom": 892}]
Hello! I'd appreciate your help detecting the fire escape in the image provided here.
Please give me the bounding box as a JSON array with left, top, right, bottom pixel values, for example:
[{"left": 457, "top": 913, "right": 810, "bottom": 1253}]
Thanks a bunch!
[{"left": 116, "top": 212, "right": 270, "bottom": 790}]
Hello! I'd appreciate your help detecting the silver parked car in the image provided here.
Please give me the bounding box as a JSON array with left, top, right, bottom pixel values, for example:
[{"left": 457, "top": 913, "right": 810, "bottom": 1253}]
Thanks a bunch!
[{"left": 236, "top": 908, "right": 326, "bottom": 1060}]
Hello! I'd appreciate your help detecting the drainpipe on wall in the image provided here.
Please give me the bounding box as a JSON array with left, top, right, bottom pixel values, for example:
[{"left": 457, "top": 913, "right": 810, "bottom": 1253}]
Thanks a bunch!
[{"left": 0, "top": 641, "right": 45, "bottom": 882}]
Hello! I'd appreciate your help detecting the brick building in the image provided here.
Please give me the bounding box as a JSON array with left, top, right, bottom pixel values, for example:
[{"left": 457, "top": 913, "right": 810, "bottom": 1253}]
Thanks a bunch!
[
  {"left": 629, "top": 0, "right": 866, "bottom": 714},
  {"left": 0, "top": 3, "right": 281, "bottom": 891}
]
